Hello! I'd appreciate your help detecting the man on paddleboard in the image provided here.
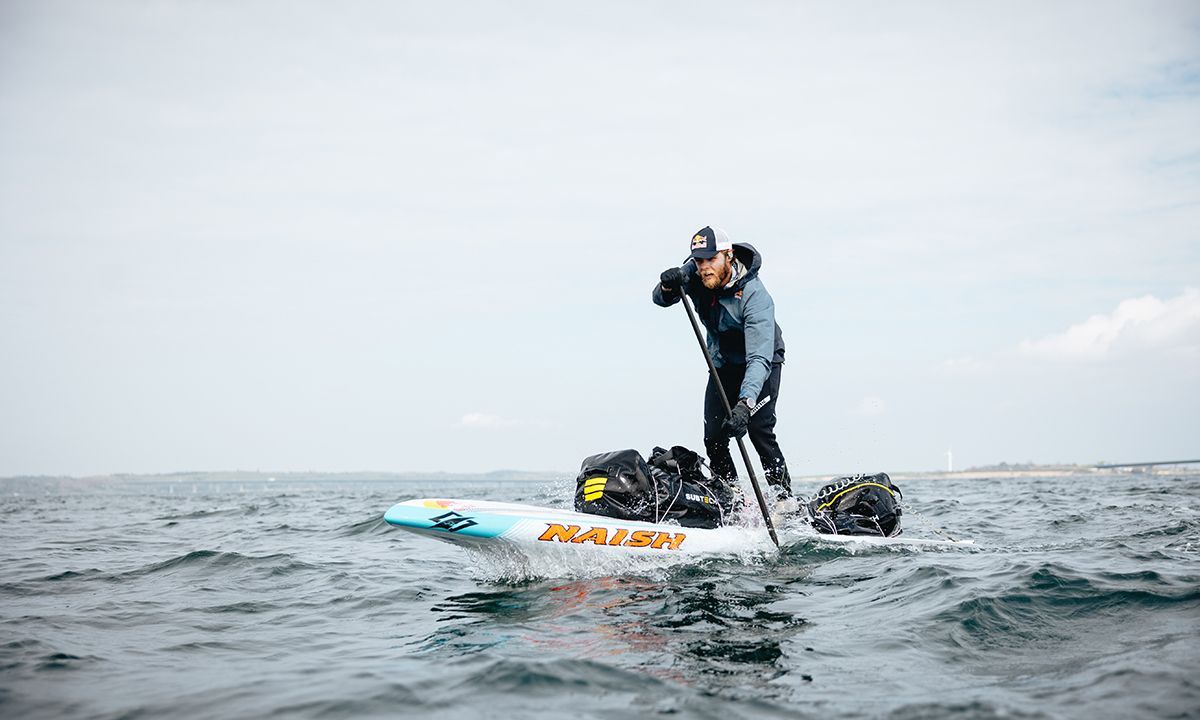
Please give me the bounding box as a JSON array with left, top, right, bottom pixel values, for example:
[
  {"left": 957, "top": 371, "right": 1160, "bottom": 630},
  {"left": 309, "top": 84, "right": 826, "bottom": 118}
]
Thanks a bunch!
[{"left": 653, "top": 226, "right": 792, "bottom": 500}]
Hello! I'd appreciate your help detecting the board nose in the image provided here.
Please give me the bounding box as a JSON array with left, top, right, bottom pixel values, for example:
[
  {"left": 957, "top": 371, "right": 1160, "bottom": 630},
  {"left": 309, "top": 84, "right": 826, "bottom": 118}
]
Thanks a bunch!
[{"left": 383, "top": 503, "right": 410, "bottom": 525}]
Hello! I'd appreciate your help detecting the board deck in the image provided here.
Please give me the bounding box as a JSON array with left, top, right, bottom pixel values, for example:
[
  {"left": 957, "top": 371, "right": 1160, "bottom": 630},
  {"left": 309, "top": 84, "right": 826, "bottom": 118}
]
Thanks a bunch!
[{"left": 383, "top": 498, "right": 973, "bottom": 554}]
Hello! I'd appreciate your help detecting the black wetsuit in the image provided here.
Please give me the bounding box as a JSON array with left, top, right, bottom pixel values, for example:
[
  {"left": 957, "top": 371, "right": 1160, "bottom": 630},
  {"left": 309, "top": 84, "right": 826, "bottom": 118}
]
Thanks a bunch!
[{"left": 704, "top": 362, "right": 791, "bottom": 497}]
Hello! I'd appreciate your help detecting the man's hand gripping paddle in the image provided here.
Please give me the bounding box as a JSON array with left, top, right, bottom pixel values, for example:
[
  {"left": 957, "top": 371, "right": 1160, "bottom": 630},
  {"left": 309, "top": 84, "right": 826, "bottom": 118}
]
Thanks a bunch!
[{"left": 678, "top": 290, "right": 780, "bottom": 547}]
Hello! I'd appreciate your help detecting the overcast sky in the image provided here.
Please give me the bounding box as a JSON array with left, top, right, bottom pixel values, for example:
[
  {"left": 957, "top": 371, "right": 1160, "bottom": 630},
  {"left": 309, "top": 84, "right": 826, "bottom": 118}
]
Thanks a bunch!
[{"left": 1, "top": 1, "right": 1197, "bottom": 477}]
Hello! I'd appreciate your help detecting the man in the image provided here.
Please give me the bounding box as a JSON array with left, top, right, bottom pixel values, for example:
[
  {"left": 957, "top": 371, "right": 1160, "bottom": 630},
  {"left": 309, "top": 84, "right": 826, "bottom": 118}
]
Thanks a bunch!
[{"left": 653, "top": 226, "right": 792, "bottom": 500}]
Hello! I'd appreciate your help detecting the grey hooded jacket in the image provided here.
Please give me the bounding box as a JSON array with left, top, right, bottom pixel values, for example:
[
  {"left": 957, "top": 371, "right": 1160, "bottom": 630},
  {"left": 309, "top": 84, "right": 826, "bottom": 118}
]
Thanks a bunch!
[{"left": 652, "top": 243, "right": 785, "bottom": 402}]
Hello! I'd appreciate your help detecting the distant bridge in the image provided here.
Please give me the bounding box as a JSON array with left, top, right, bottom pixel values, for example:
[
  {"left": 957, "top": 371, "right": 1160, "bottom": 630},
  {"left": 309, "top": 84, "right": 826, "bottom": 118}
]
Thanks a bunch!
[{"left": 1092, "top": 459, "right": 1200, "bottom": 469}]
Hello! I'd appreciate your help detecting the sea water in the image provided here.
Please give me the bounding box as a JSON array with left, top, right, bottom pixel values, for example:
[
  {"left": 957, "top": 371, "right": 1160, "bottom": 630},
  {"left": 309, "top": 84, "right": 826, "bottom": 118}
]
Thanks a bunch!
[{"left": 1, "top": 472, "right": 1197, "bottom": 719}]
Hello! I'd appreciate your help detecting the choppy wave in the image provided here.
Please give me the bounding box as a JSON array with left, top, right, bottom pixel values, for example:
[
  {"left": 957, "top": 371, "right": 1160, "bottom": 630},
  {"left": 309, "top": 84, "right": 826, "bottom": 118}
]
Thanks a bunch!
[{"left": 1, "top": 473, "right": 1198, "bottom": 718}]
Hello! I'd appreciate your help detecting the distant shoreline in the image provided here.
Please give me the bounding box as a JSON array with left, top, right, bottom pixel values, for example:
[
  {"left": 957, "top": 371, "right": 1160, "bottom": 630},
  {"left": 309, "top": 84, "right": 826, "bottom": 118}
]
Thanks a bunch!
[
  {"left": 2, "top": 465, "right": 1196, "bottom": 493},
  {"left": 808, "top": 466, "right": 1197, "bottom": 482}
]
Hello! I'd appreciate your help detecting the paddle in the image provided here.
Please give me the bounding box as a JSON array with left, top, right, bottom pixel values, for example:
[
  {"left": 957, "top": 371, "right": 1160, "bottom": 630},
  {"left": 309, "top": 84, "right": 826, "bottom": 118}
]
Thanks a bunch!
[{"left": 678, "top": 291, "right": 781, "bottom": 547}]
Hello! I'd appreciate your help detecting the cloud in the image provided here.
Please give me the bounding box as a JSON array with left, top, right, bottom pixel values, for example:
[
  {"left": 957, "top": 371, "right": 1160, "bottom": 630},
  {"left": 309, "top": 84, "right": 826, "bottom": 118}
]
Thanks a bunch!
[
  {"left": 1018, "top": 288, "right": 1200, "bottom": 361},
  {"left": 942, "top": 356, "right": 990, "bottom": 372},
  {"left": 459, "top": 412, "right": 521, "bottom": 429}
]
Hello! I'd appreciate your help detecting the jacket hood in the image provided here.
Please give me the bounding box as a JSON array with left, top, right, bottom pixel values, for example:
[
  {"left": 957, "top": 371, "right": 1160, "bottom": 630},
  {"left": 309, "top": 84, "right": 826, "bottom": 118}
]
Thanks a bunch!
[{"left": 729, "top": 243, "right": 763, "bottom": 291}]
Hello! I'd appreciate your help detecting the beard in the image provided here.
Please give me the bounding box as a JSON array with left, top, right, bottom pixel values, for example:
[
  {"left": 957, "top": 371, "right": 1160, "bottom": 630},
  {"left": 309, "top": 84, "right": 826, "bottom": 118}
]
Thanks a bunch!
[{"left": 698, "top": 262, "right": 730, "bottom": 290}]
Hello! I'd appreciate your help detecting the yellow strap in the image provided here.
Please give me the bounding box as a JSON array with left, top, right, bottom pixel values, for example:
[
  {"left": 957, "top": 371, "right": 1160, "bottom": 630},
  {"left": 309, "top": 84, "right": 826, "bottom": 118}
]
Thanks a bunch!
[
  {"left": 582, "top": 475, "right": 607, "bottom": 501},
  {"left": 816, "top": 482, "right": 896, "bottom": 511}
]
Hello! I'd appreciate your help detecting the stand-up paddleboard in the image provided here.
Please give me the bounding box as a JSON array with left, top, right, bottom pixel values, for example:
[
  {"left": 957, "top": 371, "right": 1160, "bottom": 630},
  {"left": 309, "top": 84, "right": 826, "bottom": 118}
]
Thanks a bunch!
[{"left": 383, "top": 498, "right": 973, "bottom": 554}]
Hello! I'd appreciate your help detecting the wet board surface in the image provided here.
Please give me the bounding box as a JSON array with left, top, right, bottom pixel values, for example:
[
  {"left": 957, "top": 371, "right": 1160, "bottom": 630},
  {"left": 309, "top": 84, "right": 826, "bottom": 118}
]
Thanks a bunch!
[{"left": 383, "top": 498, "right": 973, "bottom": 554}]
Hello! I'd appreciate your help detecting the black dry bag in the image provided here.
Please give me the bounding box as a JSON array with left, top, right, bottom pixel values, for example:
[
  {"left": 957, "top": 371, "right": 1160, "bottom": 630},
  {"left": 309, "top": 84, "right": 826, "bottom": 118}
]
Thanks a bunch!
[
  {"left": 574, "top": 449, "right": 657, "bottom": 522},
  {"left": 574, "top": 446, "right": 735, "bottom": 529},
  {"left": 645, "top": 445, "right": 736, "bottom": 529},
  {"left": 806, "top": 472, "right": 903, "bottom": 537}
]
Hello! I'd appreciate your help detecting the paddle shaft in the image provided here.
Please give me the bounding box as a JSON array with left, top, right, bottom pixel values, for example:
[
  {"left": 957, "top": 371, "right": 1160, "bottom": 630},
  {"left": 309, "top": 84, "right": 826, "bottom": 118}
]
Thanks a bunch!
[{"left": 678, "top": 290, "right": 780, "bottom": 547}]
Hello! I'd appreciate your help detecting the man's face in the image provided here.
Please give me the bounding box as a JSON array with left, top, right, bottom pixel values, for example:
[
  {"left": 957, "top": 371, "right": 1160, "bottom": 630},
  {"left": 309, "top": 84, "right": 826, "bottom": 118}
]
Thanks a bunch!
[{"left": 696, "top": 251, "right": 732, "bottom": 290}]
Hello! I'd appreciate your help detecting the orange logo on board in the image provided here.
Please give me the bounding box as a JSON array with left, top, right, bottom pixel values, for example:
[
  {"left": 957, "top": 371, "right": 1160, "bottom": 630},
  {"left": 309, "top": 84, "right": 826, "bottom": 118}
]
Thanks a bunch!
[{"left": 537, "top": 523, "right": 686, "bottom": 550}]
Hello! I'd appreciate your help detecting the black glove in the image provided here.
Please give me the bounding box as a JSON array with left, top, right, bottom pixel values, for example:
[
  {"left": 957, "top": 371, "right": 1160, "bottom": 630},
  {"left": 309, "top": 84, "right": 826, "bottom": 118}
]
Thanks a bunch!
[
  {"left": 722, "top": 399, "right": 752, "bottom": 438},
  {"left": 659, "top": 266, "right": 685, "bottom": 292}
]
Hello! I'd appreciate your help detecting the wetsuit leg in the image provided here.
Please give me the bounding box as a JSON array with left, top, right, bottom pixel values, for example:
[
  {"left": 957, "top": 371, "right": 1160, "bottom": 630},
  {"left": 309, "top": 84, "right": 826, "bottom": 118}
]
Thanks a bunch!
[
  {"left": 703, "top": 366, "right": 740, "bottom": 483},
  {"left": 747, "top": 363, "right": 792, "bottom": 498},
  {"left": 704, "top": 363, "right": 792, "bottom": 497}
]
